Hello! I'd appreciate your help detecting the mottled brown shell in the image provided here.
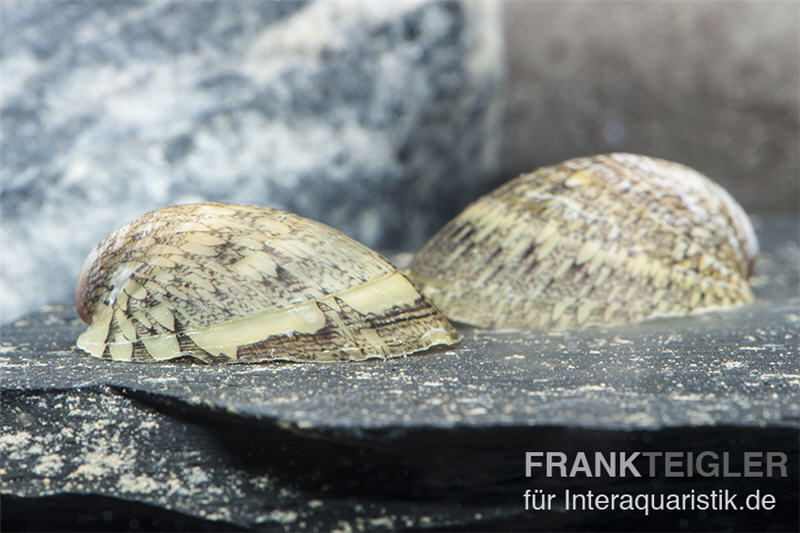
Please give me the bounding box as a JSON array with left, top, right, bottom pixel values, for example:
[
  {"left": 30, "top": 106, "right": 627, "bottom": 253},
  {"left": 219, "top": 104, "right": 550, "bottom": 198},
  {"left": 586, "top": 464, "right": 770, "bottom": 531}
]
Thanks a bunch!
[
  {"left": 75, "top": 203, "right": 460, "bottom": 363},
  {"left": 408, "top": 153, "right": 758, "bottom": 330}
]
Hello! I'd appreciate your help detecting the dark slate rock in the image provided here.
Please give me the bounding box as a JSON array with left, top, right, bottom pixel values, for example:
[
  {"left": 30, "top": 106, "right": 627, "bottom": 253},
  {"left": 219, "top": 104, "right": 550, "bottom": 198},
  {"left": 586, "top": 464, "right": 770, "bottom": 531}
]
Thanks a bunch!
[
  {"left": 0, "top": 0, "right": 504, "bottom": 323},
  {"left": 1, "top": 216, "right": 798, "bottom": 531}
]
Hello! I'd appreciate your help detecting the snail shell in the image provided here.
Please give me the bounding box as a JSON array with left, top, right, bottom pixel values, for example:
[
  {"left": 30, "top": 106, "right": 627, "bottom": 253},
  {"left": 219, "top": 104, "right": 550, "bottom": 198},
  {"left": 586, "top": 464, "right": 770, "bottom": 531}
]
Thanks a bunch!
[
  {"left": 407, "top": 153, "right": 758, "bottom": 330},
  {"left": 75, "top": 203, "right": 460, "bottom": 363}
]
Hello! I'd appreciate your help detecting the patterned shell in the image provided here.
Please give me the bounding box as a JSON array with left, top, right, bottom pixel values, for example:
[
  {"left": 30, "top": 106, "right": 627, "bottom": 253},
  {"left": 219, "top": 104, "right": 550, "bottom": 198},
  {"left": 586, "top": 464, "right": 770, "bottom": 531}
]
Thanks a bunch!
[
  {"left": 75, "top": 203, "right": 460, "bottom": 363},
  {"left": 407, "top": 153, "right": 758, "bottom": 330}
]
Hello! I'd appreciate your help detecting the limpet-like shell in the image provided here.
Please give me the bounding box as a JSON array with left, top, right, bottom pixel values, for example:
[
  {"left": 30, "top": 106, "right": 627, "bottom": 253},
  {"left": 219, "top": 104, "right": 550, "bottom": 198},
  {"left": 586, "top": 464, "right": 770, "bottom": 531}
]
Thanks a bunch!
[
  {"left": 408, "top": 153, "right": 758, "bottom": 330},
  {"left": 75, "top": 203, "right": 460, "bottom": 363}
]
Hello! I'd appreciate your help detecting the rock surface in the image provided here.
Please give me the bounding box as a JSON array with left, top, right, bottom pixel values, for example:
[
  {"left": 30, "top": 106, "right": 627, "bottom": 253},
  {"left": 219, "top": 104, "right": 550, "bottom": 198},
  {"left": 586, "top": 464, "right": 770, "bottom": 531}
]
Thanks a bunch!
[
  {"left": 0, "top": 0, "right": 504, "bottom": 323},
  {"left": 1, "top": 216, "right": 798, "bottom": 531}
]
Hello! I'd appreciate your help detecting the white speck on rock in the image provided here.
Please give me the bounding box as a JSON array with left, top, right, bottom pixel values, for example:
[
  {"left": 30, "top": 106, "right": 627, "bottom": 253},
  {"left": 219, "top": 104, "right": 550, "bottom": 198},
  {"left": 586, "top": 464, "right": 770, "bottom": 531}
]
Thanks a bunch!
[
  {"left": 32, "top": 454, "right": 64, "bottom": 476},
  {"left": 723, "top": 360, "right": 745, "bottom": 369},
  {"left": 184, "top": 466, "right": 209, "bottom": 485},
  {"left": 266, "top": 509, "right": 298, "bottom": 524},
  {"left": 118, "top": 473, "right": 159, "bottom": 494}
]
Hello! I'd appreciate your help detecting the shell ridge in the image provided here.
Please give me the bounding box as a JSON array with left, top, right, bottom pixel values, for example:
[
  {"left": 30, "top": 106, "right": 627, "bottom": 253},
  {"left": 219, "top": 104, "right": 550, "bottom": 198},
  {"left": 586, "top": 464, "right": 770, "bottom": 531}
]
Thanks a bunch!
[
  {"left": 521, "top": 154, "right": 740, "bottom": 270},
  {"left": 499, "top": 158, "right": 752, "bottom": 289},
  {"left": 407, "top": 154, "right": 757, "bottom": 330},
  {"left": 76, "top": 204, "right": 461, "bottom": 363}
]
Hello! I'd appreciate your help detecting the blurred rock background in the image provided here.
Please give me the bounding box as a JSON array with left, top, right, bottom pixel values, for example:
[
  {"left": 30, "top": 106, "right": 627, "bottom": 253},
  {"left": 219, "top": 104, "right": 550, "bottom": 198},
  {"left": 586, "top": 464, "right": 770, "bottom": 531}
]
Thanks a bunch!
[
  {"left": 0, "top": 0, "right": 504, "bottom": 323},
  {"left": 1, "top": 0, "right": 797, "bottom": 324},
  {"left": 501, "top": 1, "right": 799, "bottom": 215}
]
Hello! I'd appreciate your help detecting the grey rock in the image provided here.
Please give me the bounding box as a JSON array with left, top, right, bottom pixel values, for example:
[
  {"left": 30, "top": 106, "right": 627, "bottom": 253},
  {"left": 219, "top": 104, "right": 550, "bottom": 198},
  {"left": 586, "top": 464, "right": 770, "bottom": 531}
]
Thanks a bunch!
[
  {"left": 0, "top": 0, "right": 504, "bottom": 323},
  {"left": 1, "top": 216, "right": 798, "bottom": 531},
  {"left": 502, "top": 1, "right": 799, "bottom": 215}
]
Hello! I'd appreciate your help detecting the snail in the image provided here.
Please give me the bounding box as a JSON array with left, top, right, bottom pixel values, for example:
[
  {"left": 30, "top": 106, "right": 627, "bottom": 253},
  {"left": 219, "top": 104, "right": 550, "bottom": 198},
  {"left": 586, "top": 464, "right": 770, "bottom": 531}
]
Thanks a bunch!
[
  {"left": 75, "top": 203, "right": 460, "bottom": 363},
  {"left": 407, "top": 153, "right": 758, "bottom": 330}
]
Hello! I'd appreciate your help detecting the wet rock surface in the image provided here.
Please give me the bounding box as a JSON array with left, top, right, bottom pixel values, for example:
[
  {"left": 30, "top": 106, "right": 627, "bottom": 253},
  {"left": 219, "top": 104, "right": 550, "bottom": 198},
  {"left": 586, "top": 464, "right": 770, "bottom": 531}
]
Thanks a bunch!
[{"left": 1, "top": 216, "right": 798, "bottom": 531}]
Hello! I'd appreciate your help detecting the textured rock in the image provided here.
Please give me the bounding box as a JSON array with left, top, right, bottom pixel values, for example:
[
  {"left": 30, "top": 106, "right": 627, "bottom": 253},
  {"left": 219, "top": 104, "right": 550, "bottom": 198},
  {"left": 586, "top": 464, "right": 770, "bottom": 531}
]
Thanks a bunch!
[
  {"left": 502, "top": 1, "right": 799, "bottom": 215},
  {"left": 0, "top": 0, "right": 504, "bottom": 323},
  {"left": 1, "top": 217, "right": 798, "bottom": 531}
]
